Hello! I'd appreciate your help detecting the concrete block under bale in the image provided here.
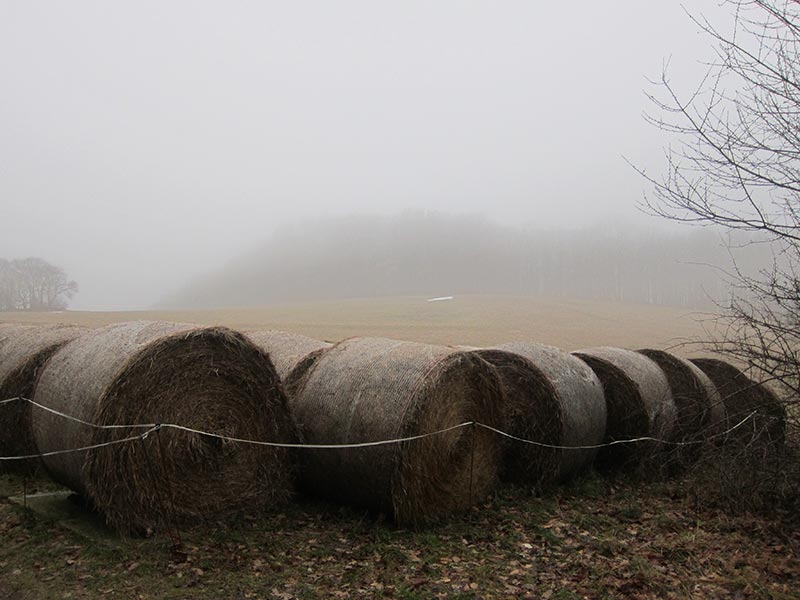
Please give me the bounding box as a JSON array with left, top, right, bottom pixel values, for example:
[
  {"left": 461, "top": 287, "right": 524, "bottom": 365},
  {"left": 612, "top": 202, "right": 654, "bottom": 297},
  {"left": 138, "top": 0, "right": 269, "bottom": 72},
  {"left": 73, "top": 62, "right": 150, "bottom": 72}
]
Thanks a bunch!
[{"left": 8, "top": 491, "right": 128, "bottom": 546}]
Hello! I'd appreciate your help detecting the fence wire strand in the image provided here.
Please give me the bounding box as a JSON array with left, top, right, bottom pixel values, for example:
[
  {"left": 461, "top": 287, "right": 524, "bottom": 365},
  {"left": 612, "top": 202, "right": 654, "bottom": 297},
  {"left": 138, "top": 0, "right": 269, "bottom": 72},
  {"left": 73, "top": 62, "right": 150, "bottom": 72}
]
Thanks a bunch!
[{"left": 0, "top": 395, "right": 765, "bottom": 461}]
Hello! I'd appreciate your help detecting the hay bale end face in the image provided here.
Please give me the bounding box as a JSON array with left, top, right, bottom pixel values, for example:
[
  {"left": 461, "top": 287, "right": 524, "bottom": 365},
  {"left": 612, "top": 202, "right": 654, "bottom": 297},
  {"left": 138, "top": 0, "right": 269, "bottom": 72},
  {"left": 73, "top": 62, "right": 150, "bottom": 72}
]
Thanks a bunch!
[
  {"left": 573, "top": 347, "right": 677, "bottom": 469},
  {"left": 289, "top": 337, "right": 503, "bottom": 526},
  {"left": 0, "top": 324, "right": 86, "bottom": 472},
  {"left": 484, "top": 343, "right": 606, "bottom": 484},
  {"left": 32, "top": 321, "right": 298, "bottom": 533},
  {"left": 246, "top": 330, "right": 332, "bottom": 392},
  {"left": 690, "top": 358, "right": 786, "bottom": 446}
]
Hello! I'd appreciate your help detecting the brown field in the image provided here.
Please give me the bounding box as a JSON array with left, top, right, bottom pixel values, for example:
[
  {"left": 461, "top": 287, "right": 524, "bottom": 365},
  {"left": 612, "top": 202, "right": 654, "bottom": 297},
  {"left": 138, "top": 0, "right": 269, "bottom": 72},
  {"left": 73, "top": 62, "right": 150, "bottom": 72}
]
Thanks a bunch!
[{"left": 0, "top": 294, "right": 716, "bottom": 354}]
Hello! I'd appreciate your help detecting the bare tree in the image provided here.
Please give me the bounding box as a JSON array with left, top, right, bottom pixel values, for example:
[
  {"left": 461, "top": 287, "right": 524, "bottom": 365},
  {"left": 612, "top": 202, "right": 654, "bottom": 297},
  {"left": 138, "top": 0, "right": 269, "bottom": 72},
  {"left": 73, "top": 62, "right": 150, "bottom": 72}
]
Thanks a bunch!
[
  {"left": 0, "top": 258, "right": 77, "bottom": 311},
  {"left": 640, "top": 0, "right": 800, "bottom": 408}
]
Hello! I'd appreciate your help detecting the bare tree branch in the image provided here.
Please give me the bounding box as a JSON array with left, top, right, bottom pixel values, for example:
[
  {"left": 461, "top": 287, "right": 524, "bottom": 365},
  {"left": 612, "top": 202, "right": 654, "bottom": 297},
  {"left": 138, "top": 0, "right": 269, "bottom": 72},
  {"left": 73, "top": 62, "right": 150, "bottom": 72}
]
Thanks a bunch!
[{"left": 639, "top": 0, "right": 800, "bottom": 409}]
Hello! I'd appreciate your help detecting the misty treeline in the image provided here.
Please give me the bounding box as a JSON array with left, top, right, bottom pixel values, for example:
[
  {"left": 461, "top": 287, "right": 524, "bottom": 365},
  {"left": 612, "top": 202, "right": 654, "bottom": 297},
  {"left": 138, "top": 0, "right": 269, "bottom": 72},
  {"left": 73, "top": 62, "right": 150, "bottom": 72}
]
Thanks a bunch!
[
  {"left": 0, "top": 257, "right": 77, "bottom": 311},
  {"left": 165, "top": 213, "right": 767, "bottom": 309}
]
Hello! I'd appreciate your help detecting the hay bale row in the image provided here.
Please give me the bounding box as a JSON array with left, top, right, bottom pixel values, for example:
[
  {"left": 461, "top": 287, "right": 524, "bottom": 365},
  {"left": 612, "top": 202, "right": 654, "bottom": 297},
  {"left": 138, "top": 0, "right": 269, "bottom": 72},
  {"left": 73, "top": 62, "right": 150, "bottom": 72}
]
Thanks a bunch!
[
  {"left": 284, "top": 336, "right": 503, "bottom": 526},
  {"left": 690, "top": 358, "right": 786, "bottom": 446},
  {"left": 32, "top": 321, "right": 299, "bottom": 534},
  {"left": 475, "top": 343, "right": 606, "bottom": 485},
  {"left": 3, "top": 318, "right": 788, "bottom": 530},
  {"left": 0, "top": 324, "right": 87, "bottom": 473},
  {"left": 572, "top": 347, "right": 677, "bottom": 469}
]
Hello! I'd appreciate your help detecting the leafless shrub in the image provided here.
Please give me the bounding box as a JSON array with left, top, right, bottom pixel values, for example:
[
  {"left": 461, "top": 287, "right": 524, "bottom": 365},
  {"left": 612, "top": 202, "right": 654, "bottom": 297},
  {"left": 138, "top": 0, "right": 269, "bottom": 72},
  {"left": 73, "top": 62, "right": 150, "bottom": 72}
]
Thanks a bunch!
[{"left": 639, "top": 0, "right": 800, "bottom": 511}]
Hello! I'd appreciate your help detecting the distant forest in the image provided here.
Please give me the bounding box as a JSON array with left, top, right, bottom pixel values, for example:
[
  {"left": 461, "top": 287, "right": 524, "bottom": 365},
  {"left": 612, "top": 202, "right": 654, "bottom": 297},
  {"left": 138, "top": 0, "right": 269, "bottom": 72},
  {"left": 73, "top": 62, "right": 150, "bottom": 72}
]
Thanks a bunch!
[{"left": 163, "top": 213, "right": 769, "bottom": 310}]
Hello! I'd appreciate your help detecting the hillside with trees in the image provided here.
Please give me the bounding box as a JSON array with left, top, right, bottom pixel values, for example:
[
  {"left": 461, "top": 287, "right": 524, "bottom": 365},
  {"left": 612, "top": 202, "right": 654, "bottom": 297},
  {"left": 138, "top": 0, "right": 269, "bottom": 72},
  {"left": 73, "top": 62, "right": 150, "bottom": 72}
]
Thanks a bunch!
[{"left": 163, "top": 212, "right": 766, "bottom": 310}]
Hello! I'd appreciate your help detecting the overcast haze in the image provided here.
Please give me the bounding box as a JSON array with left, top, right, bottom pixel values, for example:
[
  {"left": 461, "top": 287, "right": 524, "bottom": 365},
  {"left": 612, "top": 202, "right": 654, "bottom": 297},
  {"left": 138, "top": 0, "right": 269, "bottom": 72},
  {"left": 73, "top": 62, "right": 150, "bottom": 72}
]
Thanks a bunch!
[{"left": 1, "top": 1, "right": 724, "bottom": 310}]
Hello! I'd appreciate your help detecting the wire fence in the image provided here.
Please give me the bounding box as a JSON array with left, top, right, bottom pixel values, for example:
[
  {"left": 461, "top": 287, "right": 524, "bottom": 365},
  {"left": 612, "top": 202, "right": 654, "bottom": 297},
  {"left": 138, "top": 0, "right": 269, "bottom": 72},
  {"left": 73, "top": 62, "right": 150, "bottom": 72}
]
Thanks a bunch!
[{"left": 0, "top": 396, "right": 765, "bottom": 461}]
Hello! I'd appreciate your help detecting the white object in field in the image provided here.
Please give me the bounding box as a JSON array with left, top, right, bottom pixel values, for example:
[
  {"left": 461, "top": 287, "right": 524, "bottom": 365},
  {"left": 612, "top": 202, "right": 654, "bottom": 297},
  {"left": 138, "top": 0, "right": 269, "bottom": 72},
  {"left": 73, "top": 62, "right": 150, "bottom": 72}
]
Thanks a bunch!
[{"left": 426, "top": 296, "right": 454, "bottom": 302}]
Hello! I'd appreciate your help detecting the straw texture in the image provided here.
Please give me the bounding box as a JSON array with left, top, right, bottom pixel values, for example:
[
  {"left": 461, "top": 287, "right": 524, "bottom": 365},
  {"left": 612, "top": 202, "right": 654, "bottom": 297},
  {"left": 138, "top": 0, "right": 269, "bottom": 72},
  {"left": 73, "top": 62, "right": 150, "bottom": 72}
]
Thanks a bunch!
[
  {"left": 32, "top": 320, "right": 298, "bottom": 533},
  {"left": 573, "top": 347, "right": 677, "bottom": 468},
  {"left": 246, "top": 330, "right": 332, "bottom": 383},
  {"left": 690, "top": 358, "right": 785, "bottom": 446},
  {"left": 289, "top": 336, "right": 503, "bottom": 525},
  {"left": 486, "top": 343, "right": 606, "bottom": 483},
  {"left": 470, "top": 348, "right": 561, "bottom": 484},
  {"left": 638, "top": 350, "right": 726, "bottom": 443},
  {"left": 0, "top": 323, "right": 86, "bottom": 472}
]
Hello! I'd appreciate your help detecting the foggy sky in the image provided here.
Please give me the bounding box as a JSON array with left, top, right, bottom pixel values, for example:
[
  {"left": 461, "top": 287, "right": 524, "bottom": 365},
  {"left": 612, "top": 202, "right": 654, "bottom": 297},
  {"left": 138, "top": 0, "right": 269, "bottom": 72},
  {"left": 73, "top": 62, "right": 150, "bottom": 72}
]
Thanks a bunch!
[{"left": 1, "top": 1, "right": 724, "bottom": 310}]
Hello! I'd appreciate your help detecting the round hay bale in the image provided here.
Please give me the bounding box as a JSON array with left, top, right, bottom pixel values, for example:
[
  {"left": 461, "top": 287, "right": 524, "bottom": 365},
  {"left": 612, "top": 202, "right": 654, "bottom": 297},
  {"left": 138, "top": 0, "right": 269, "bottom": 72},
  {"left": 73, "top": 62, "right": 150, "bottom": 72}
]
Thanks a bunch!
[
  {"left": 246, "top": 330, "right": 332, "bottom": 392},
  {"left": 572, "top": 347, "right": 677, "bottom": 469},
  {"left": 691, "top": 364, "right": 727, "bottom": 438},
  {"left": 481, "top": 343, "right": 606, "bottom": 484},
  {"left": 638, "top": 349, "right": 726, "bottom": 444},
  {"left": 32, "top": 320, "right": 298, "bottom": 533},
  {"left": 690, "top": 358, "right": 786, "bottom": 446},
  {"left": 468, "top": 348, "right": 562, "bottom": 485},
  {"left": 289, "top": 336, "right": 503, "bottom": 526},
  {"left": 0, "top": 324, "right": 87, "bottom": 472}
]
